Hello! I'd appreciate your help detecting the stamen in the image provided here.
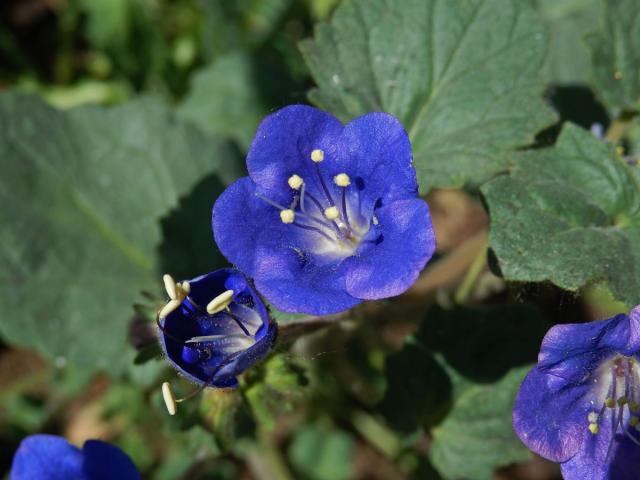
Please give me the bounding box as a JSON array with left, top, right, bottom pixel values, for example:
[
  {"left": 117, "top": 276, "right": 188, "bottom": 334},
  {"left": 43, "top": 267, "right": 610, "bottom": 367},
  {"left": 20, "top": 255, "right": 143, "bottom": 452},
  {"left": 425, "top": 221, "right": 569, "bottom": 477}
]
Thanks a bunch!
[
  {"left": 588, "top": 412, "right": 599, "bottom": 423},
  {"left": 291, "top": 222, "right": 336, "bottom": 243},
  {"left": 310, "top": 149, "right": 324, "bottom": 162},
  {"left": 280, "top": 209, "right": 295, "bottom": 224},
  {"left": 605, "top": 397, "right": 616, "bottom": 408},
  {"left": 159, "top": 299, "right": 182, "bottom": 319},
  {"left": 206, "top": 290, "right": 235, "bottom": 315},
  {"left": 162, "top": 382, "right": 177, "bottom": 415},
  {"left": 227, "top": 310, "right": 251, "bottom": 336},
  {"left": 334, "top": 173, "right": 351, "bottom": 187},
  {"left": 288, "top": 174, "right": 304, "bottom": 190},
  {"left": 324, "top": 206, "right": 339, "bottom": 221},
  {"left": 630, "top": 416, "right": 639, "bottom": 427},
  {"left": 589, "top": 423, "right": 599, "bottom": 434},
  {"left": 163, "top": 274, "right": 178, "bottom": 299},
  {"left": 341, "top": 188, "right": 351, "bottom": 230},
  {"left": 315, "top": 163, "right": 336, "bottom": 207}
]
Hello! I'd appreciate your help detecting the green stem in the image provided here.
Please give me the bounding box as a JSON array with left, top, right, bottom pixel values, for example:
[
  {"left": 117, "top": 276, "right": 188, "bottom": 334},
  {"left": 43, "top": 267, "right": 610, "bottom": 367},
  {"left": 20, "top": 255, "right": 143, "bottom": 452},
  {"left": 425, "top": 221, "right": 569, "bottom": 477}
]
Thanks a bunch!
[
  {"left": 605, "top": 112, "right": 638, "bottom": 143},
  {"left": 453, "top": 236, "right": 488, "bottom": 304}
]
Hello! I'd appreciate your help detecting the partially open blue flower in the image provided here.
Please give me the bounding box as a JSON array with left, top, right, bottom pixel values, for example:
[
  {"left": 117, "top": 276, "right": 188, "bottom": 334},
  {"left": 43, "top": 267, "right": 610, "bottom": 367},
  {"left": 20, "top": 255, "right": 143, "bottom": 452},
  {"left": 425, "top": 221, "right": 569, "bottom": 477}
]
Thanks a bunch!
[
  {"left": 158, "top": 269, "right": 276, "bottom": 390},
  {"left": 10, "top": 434, "right": 139, "bottom": 480},
  {"left": 212, "top": 105, "right": 435, "bottom": 315},
  {"left": 513, "top": 306, "right": 640, "bottom": 480}
]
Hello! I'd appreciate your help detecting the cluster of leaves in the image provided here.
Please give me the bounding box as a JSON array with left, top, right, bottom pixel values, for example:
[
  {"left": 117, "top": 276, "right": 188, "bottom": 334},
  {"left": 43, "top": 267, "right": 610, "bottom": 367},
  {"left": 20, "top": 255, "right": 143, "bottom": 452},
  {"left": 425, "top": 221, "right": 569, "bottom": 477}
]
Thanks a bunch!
[{"left": 1, "top": 0, "right": 640, "bottom": 479}]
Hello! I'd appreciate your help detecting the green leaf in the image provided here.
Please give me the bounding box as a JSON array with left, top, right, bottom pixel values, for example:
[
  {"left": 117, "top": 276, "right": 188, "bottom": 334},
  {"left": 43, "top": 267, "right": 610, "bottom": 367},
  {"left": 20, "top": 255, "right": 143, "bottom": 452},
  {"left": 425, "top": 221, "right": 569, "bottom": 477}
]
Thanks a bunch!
[
  {"left": 535, "top": 0, "right": 602, "bottom": 84},
  {"left": 0, "top": 93, "right": 239, "bottom": 373},
  {"left": 430, "top": 365, "right": 531, "bottom": 480},
  {"left": 481, "top": 123, "right": 640, "bottom": 307},
  {"left": 243, "top": 354, "right": 308, "bottom": 429},
  {"left": 377, "top": 338, "right": 452, "bottom": 433},
  {"left": 288, "top": 423, "right": 355, "bottom": 480},
  {"left": 300, "top": 0, "right": 556, "bottom": 191},
  {"left": 587, "top": 0, "right": 640, "bottom": 112},
  {"left": 177, "top": 52, "right": 268, "bottom": 150}
]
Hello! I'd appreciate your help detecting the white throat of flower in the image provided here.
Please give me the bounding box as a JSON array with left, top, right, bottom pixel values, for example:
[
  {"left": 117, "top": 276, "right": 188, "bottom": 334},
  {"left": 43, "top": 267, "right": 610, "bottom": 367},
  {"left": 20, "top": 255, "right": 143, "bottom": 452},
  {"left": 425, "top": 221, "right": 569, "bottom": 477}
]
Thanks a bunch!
[
  {"left": 257, "top": 148, "right": 372, "bottom": 258},
  {"left": 586, "top": 356, "right": 640, "bottom": 458}
]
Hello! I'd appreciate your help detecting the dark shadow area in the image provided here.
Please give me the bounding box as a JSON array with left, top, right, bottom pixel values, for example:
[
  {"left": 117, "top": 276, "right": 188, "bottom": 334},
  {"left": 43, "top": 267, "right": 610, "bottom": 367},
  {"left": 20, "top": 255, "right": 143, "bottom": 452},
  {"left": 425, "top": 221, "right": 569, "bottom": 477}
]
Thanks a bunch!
[
  {"left": 158, "top": 170, "right": 237, "bottom": 281},
  {"left": 421, "top": 304, "right": 549, "bottom": 383},
  {"left": 536, "top": 85, "right": 610, "bottom": 146},
  {"left": 376, "top": 339, "right": 453, "bottom": 433}
]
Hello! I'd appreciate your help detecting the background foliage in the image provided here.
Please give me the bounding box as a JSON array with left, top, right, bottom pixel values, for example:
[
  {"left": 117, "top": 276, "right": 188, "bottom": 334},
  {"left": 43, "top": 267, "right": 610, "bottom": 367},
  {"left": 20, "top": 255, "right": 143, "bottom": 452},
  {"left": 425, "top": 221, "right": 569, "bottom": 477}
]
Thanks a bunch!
[{"left": 0, "top": 0, "right": 638, "bottom": 479}]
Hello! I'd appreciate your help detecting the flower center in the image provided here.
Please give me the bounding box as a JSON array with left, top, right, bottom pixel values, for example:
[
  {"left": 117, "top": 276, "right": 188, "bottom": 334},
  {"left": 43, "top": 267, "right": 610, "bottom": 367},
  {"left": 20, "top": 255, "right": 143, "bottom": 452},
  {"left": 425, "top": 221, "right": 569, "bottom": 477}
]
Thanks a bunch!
[
  {"left": 257, "top": 148, "right": 372, "bottom": 258},
  {"left": 587, "top": 356, "right": 640, "bottom": 453}
]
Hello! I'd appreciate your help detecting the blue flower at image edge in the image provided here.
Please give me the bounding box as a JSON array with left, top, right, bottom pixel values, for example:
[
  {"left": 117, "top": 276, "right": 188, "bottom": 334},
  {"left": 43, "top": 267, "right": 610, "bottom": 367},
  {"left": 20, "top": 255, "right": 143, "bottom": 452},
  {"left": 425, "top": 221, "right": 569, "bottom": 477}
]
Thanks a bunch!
[
  {"left": 513, "top": 306, "right": 640, "bottom": 480},
  {"left": 212, "top": 105, "right": 436, "bottom": 315},
  {"left": 158, "top": 268, "right": 277, "bottom": 388},
  {"left": 10, "top": 434, "right": 139, "bottom": 480}
]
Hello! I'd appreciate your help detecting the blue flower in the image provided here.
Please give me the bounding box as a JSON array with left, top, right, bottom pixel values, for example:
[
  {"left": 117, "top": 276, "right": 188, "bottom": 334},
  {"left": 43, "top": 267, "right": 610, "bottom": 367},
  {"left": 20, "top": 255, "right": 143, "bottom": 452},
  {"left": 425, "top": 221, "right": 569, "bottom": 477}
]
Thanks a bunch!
[
  {"left": 212, "top": 105, "right": 436, "bottom": 315},
  {"left": 157, "top": 268, "right": 277, "bottom": 392},
  {"left": 10, "top": 434, "right": 139, "bottom": 480},
  {"left": 513, "top": 306, "right": 640, "bottom": 480}
]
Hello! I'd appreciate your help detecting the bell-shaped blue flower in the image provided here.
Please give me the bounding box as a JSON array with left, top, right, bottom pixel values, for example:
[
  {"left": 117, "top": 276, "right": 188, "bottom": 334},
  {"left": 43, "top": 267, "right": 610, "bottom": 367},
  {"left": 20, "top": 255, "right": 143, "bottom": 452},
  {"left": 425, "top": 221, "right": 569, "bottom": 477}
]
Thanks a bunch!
[
  {"left": 10, "top": 434, "right": 139, "bottom": 480},
  {"left": 513, "top": 306, "right": 640, "bottom": 480},
  {"left": 212, "top": 105, "right": 436, "bottom": 315},
  {"left": 157, "top": 268, "right": 277, "bottom": 390}
]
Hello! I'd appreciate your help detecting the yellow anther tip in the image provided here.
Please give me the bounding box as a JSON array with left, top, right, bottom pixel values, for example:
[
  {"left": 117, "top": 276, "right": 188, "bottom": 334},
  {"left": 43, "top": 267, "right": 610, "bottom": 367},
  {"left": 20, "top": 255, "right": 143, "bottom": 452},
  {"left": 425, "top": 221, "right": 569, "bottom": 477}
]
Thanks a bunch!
[
  {"left": 630, "top": 402, "right": 639, "bottom": 413},
  {"left": 163, "top": 273, "right": 177, "bottom": 299},
  {"left": 588, "top": 423, "right": 599, "bottom": 434},
  {"left": 334, "top": 173, "right": 351, "bottom": 187},
  {"left": 630, "top": 416, "right": 639, "bottom": 427},
  {"left": 324, "top": 206, "right": 339, "bottom": 221},
  {"left": 280, "top": 209, "right": 295, "bottom": 224},
  {"left": 162, "top": 382, "right": 177, "bottom": 416},
  {"left": 605, "top": 397, "right": 616, "bottom": 408},
  {"left": 206, "top": 290, "right": 235, "bottom": 315},
  {"left": 288, "top": 174, "right": 304, "bottom": 190},
  {"left": 310, "top": 149, "right": 325, "bottom": 162},
  {"left": 618, "top": 396, "right": 628, "bottom": 406}
]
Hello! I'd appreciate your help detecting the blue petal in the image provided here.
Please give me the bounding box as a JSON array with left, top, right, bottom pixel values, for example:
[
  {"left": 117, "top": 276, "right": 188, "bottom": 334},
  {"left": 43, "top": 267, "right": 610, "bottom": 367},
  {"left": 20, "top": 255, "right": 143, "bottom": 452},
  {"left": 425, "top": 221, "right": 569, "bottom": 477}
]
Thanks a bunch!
[
  {"left": 10, "top": 435, "right": 83, "bottom": 480},
  {"left": 253, "top": 246, "right": 361, "bottom": 314},
  {"left": 246, "top": 105, "right": 344, "bottom": 203},
  {"left": 560, "top": 414, "right": 638, "bottom": 480},
  {"left": 82, "top": 440, "right": 139, "bottom": 480},
  {"left": 212, "top": 177, "right": 295, "bottom": 277},
  {"left": 214, "top": 321, "right": 278, "bottom": 384},
  {"left": 342, "top": 199, "right": 435, "bottom": 299},
  {"left": 513, "top": 368, "right": 590, "bottom": 462},
  {"left": 538, "top": 311, "right": 640, "bottom": 382},
  {"left": 337, "top": 112, "right": 418, "bottom": 214}
]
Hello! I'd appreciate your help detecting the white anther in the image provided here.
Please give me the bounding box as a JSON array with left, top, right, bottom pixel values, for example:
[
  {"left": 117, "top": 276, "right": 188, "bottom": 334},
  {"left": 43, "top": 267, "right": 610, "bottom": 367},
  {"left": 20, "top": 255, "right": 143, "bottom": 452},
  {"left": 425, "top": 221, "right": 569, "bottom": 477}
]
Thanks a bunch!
[
  {"left": 206, "top": 290, "right": 235, "bottom": 315},
  {"left": 288, "top": 174, "right": 304, "bottom": 190},
  {"left": 334, "top": 173, "right": 351, "bottom": 187},
  {"left": 179, "top": 281, "right": 190, "bottom": 295},
  {"left": 162, "top": 382, "right": 177, "bottom": 415},
  {"left": 372, "top": 215, "right": 379, "bottom": 225},
  {"left": 159, "top": 299, "right": 182, "bottom": 319},
  {"left": 324, "top": 206, "right": 339, "bottom": 220},
  {"left": 310, "top": 149, "right": 325, "bottom": 162},
  {"left": 280, "top": 209, "right": 295, "bottom": 224},
  {"left": 588, "top": 412, "right": 599, "bottom": 423},
  {"left": 163, "top": 274, "right": 178, "bottom": 299}
]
